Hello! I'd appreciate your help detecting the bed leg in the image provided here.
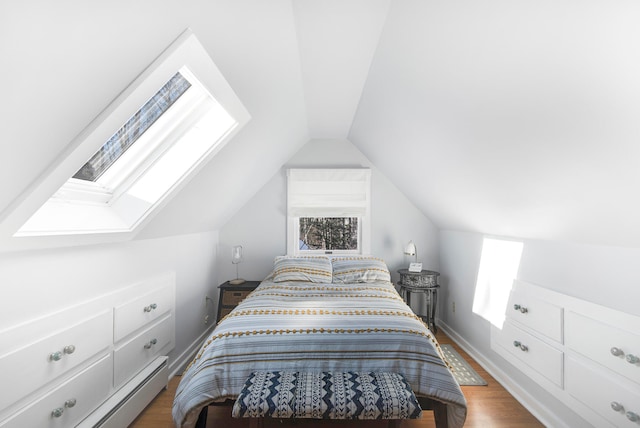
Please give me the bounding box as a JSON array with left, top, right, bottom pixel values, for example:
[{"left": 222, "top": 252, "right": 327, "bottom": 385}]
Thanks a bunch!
[
  {"left": 248, "top": 418, "right": 263, "bottom": 428},
  {"left": 432, "top": 401, "right": 448, "bottom": 428},
  {"left": 195, "top": 406, "right": 208, "bottom": 428}
]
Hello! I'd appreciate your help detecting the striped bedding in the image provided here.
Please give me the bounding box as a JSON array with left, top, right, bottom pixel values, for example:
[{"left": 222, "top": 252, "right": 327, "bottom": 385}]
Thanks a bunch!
[{"left": 172, "top": 278, "right": 467, "bottom": 428}]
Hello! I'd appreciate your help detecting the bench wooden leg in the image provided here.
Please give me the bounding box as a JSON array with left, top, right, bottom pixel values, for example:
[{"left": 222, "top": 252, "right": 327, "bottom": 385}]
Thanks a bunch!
[{"left": 417, "top": 397, "right": 449, "bottom": 428}]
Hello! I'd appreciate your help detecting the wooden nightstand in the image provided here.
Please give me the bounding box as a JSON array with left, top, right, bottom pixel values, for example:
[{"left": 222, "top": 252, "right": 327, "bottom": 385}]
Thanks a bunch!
[{"left": 216, "top": 280, "right": 261, "bottom": 323}]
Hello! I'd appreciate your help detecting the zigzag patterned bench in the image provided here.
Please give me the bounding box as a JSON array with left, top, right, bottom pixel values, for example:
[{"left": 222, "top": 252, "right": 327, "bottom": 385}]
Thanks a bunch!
[{"left": 232, "top": 371, "right": 423, "bottom": 428}]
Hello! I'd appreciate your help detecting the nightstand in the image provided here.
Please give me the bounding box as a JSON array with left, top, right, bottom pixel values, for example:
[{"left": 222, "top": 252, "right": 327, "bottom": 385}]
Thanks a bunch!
[
  {"left": 216, "top": 280, "right": 261, "bottom": 323},
  {"left": 397, "top": 269, "right": 440, "bottom": 333}
]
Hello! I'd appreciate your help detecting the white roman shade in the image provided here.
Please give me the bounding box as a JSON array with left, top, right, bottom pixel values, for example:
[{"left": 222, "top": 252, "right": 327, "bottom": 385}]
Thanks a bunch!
[
  {"left": 287, "top": 168, "right": 371, "bottom": 217},
  {"left": 286, "top": 168, "right": 371, "bottom": 255}
]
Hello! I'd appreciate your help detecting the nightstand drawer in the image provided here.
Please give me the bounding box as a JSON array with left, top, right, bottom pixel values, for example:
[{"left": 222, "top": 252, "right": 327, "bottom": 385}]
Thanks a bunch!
[
  {"left": 218, "top": 307, "right": 234, "bottom": 320},
  {"left": 222, "top": 289, "right": 252, "bottom": 306}
]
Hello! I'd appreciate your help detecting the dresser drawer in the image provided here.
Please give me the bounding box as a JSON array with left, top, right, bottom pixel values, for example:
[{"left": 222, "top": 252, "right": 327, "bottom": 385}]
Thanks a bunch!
[
  {"left": 222, "top": 289, "right": 252, "bottom": 306},
  {"left": 0, "top": 354, "right": 112, "bottom": 428},
  {"left": 507, "top": 287, "right": 563, "bottom": 342},
  {"left": 0, "top": 310, "right": 112, "bottom": 410},
  {"left": 114, "top": 284, "right": 173, "bottom": 342},
  {"left": 113, "top": 314, "right": 173, "bottom": 387},
  {"left": 566, "top": 356, "right": 640, "bottom": 427},
  {"left": 566, "top": 311, "right": 640, "bottom": 386},
  {"left": 495, "top": 321, "right": 563, "bottom": 387}
]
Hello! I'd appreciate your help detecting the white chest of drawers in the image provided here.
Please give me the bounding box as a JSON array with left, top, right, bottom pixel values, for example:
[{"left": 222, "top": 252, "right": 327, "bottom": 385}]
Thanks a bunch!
[
  {"left": 0, "top": 272, "right": 175, "bottom": 428},
  {"left": 491, "top": 280, "right": 640, "bottom": 428}
]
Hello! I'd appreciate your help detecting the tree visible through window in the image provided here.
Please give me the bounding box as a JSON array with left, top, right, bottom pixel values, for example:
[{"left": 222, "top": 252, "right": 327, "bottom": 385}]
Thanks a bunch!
[{"left": 299, "top": 217, "right": 358, "bottom": 251}]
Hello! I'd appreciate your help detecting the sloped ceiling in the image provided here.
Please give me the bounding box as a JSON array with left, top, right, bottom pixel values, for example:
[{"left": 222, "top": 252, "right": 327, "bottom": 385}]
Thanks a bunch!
[
  {"left": 349, "top": 0, "right": 640, "bottom": 247},
  {"left": 2, "top": 0, "right": 640, "bottom": 249}
]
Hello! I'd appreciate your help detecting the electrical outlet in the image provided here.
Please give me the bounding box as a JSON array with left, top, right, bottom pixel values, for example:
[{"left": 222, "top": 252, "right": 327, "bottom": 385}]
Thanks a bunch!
[
  {"left": 452, "top": 301, "right": 456, "bottom": 313},
  {"left": 204, "top": 315, "right": 210, "bottom": 325}
]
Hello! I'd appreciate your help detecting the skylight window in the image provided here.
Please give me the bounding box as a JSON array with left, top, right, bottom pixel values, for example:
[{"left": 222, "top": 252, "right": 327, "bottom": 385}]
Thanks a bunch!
[
  {"left": 73, "top": 72, "right": 191, "bottom": 182},
  {"left": 6, "top": 29, "right": 250, "bottom": 243}
]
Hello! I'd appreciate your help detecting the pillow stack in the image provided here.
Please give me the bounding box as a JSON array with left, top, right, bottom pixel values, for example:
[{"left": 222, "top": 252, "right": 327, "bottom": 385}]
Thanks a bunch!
[
  {"left": 331, "top": 256, "right": 391, "bottom": 283},
  {"left": 272, "top": 256, "right": 333, "bottom": 283},
  {"left": 271, "top": 255, "right": 391, "bottom": 284}
]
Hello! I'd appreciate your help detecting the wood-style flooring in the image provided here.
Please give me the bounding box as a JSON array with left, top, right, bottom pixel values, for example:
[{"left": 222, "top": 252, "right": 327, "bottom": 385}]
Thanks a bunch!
[{"left": 130, "top": 331, "right": 543, "bottom": 428}]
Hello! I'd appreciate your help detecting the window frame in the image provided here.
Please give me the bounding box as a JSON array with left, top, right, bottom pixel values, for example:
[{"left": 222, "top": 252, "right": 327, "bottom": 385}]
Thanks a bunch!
[
  {"left": 286, "top": 168, "right": 371, "bottom": 256},
  {"left": 296, "top": 216, "right": 362, "bottom": 255},
  {"left": 3, "top": 29, "right": 250, "bottom": 247}
]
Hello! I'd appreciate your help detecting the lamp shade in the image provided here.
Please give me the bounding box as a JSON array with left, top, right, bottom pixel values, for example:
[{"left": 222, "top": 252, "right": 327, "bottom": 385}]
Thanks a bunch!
[
  {"left": 404, "top": 241, "right": 416, "bottom": 257},
  {"left": 232, "top": 245, "right": 243, "bottom": 264}
]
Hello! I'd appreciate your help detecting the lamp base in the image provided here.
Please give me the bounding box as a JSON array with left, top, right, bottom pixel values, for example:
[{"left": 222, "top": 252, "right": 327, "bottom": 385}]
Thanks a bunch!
[{"left": 229, "top": 278, "right": 246, "bottom": 285}]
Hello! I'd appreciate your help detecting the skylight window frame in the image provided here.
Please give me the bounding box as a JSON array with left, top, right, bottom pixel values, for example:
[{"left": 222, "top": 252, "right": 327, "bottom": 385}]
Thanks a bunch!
[
  {"left": 51, "top": 68, "right": 224, "bottom": 208},
  {"left": 0, "top": 29, "right": 250, "bottom": 250}
]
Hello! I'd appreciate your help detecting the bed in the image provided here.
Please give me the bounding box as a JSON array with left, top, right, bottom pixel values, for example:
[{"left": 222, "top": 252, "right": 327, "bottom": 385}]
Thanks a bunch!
[{"left": 172, "top": 256, "right": 467, "bottom": 428}]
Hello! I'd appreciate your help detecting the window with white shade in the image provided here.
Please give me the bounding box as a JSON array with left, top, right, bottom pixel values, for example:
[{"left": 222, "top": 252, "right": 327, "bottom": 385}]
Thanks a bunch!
[{"left": 287, "top": 168, "right": 371, "bottom": 255}]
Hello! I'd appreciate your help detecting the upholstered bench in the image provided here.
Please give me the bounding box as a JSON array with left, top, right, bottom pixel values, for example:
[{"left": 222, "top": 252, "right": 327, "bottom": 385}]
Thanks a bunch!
[{"left": 232, "top": 371, "right": 422, "bottom": 427}]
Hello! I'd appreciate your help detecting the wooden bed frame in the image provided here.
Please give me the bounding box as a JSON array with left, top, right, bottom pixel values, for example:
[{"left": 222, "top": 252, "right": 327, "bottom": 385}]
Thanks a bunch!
[{"left": 194, "top": 396, "right": 448, "bottom": 428}]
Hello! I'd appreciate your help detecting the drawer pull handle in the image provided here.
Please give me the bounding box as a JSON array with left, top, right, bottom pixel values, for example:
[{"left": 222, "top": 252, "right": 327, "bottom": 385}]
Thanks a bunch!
[
  {"left": 513, "top": 304, "right": 528, "bottom": 314},
  {"left": 610, "top": 347, "right": 624, "bottom": 357},
  {"left": 49, "top": 351, "right": 63, "bottom": 362},
  {"left": 611, "top": 401, "right": 624, "bottom": 412},
  {"left": 63, "top": 345, "right": 76, "bottom": 355},
  {"left": 51, "top": 407, "right": 64, "bottom": 418},
  {"left": 513, "top": 341, "right": 529, "bottom": 352},
  {"left": 627, "top": 411, "right": 639, "bottom": 422},
  {"left": 144, "top": 303, "right": 158, "bottom": 312},
  {"left": 626, "top": 354, "right": 639, "bottom": 364},
  {"left": 65, "top": 398, "right": 77, "bottom": 408},
  {"left": 144, "top": 338, "right": 158, "bottom": 349}
]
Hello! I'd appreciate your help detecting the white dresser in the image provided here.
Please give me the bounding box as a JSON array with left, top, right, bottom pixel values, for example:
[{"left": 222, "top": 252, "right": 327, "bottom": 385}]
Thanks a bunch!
[
  {"left": 491, "top": 280, "right": 640, "bottom": 427},
  {"left": 0, "top": 272, "right": 175, "bottom": 428}
]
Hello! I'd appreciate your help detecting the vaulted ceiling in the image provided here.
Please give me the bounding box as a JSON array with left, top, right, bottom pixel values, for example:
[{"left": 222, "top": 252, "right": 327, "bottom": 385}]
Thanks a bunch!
[{"left": 2, "top": 0, "right": 639, "bottom": 250}]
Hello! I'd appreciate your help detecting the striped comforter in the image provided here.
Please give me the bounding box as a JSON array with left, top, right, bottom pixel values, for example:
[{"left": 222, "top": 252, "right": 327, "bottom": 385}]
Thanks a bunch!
[{"left": 172, "top": 279, "right": 467, "bottom": 428}]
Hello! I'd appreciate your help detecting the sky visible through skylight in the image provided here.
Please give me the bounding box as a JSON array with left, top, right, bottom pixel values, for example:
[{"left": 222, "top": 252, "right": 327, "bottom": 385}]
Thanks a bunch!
[{"left": 73, "top": 72, "right": 191, "bottom": 182}]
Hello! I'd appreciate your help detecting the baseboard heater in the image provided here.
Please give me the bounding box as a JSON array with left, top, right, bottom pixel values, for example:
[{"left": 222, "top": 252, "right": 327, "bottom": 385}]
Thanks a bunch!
[{"left": 77, "top": 356, "right": 169, "bottom": 428}]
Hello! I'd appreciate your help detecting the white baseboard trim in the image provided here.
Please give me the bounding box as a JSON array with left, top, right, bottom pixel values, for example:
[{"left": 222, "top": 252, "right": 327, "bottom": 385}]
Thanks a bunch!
[
  {"left": 437, "top": 320, "right": 570, "bottom": 428},
  {"left": 169, "top": 324, "right": 216, "bottom": 379}
]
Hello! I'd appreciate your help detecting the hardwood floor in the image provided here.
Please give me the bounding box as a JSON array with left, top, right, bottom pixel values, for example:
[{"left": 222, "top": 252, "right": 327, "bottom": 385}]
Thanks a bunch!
[{"left": 130, "top": 331, "right": 543, "bottom": 428}]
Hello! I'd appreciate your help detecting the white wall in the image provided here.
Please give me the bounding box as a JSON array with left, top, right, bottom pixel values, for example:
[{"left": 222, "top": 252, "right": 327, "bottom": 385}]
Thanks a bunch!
[
  {"left": 218, "top": 138, "right": 439, "bottom": 312},
  {"left": 0, "top": 0, "right": 309, "bottom": 247},
  {"left": 0, "top": 231, "right": 219, "bottom": 373},
  {"left": 439, "top": 229, "right": 640, "bottom": 427}
]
